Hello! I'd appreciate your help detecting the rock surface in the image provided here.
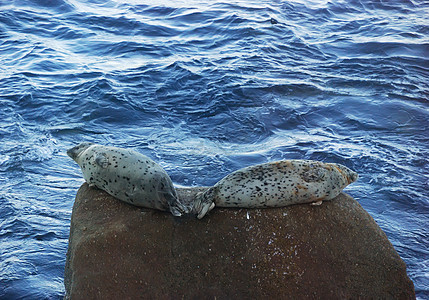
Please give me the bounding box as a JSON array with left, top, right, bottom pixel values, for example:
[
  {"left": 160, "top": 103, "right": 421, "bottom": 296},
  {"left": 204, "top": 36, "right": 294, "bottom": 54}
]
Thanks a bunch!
[{"left": 64, "top": 183, "right": 415, "bottom": 299}]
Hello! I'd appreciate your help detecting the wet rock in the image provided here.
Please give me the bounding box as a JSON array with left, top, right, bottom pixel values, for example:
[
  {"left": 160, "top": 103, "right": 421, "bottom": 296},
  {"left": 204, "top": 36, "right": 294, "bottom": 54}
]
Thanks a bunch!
[{"left": 64, "top": 183, "right": 415, "bottom": 299}]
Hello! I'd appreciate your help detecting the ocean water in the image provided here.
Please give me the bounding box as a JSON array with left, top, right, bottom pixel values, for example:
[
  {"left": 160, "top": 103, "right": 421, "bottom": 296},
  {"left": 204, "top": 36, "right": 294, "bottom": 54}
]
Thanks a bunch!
[{"left": 0, "top": 0, "right": 428, "bottom": 298}]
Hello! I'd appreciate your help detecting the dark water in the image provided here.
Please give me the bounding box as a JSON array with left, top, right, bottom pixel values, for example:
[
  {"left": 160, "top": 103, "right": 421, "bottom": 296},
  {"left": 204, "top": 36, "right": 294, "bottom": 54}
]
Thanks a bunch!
[{"left": 0, "top": 0, "right": 428, "bottom": 298}]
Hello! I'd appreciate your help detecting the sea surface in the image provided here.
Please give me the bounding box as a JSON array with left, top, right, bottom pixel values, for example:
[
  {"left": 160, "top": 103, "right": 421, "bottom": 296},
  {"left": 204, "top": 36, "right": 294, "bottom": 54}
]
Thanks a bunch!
[{"left": 0, "top": 0, "right": 428, "bottom": 298}]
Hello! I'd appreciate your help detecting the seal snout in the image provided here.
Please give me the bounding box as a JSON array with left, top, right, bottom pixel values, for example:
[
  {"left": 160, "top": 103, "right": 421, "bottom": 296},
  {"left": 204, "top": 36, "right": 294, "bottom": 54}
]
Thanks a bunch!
[
  {"left": 66, "top": 148, "right": 74, "bottom": 159},
  {"left": 66, "top": 147, "right": 80, "bottom": 160},
  {"left": 197, "top": 202, "right": 215, "bottom": 219}
]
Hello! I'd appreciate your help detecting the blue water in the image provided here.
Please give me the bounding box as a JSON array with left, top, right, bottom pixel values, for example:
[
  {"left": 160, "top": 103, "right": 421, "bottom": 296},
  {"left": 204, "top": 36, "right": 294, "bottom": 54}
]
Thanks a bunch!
[{"left": 0, "top": 0, "right": 428, "bottom": 298}]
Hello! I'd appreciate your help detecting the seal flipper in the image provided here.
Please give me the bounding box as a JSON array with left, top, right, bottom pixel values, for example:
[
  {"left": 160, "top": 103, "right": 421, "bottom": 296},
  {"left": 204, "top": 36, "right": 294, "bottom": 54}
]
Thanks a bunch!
[
  {"left": 194, "top": 191, "right": 215, "bottom": 219},
  {"left": 94, "top": 153, "right": 109, "bottom": 168},
  {"left": 159, "top": 189, "right": 186, "bottom": 216},
  {"left": 197, "top": 202, "right": 215, "bottom": 219},
  {"left": 156, "top": 176, "right": 188, "bottom": 216}
]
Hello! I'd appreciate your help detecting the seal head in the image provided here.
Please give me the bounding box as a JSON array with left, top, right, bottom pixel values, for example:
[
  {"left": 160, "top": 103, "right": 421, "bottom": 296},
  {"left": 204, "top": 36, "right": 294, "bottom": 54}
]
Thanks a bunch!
[{"left": 67, "top": 142, "right": 94, "bottom": 161}]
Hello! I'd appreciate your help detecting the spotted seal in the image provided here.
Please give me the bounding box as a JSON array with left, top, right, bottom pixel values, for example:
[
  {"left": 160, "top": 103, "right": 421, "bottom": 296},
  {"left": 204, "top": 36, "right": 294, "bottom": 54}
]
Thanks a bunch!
[
  {"left": 193, "top": 160, "right": 358, "bottom": 219},
  {"left": 67, "top": 142, "right": 187, "bottom": 216}
]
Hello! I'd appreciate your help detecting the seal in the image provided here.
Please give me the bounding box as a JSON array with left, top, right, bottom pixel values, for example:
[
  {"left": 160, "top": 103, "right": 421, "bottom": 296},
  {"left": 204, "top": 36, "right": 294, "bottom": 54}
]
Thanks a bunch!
[
  {"left": 192, "top": 160, "right": 358, "bottom": 219},
  {"left": 67, "top": 142, "right": 188, "bottom": 216}
]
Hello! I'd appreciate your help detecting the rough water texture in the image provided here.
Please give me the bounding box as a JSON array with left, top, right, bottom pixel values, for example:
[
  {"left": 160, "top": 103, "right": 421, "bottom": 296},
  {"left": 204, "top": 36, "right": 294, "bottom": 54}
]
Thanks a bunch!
[{"left": 0, "top": 0, "right": 428, "bottom": 298}]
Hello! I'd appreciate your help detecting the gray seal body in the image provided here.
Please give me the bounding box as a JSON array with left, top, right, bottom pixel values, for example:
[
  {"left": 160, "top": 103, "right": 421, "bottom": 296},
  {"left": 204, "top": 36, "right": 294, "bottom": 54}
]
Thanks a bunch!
[
  {"left": 193, "top": 160, "right": 358, "bottom": 219},
  {"left": 67, "top": 142, "right": 187, "bottom": 216}
]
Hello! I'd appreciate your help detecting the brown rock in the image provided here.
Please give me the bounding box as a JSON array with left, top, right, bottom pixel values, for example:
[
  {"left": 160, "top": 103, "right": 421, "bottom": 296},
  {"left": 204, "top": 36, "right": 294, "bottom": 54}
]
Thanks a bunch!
[{"left": 64, "top": 183, "right": 415, "bottom": 299}]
